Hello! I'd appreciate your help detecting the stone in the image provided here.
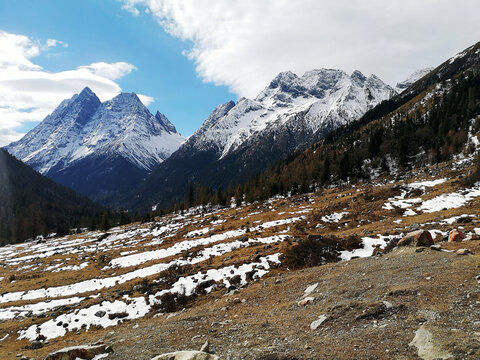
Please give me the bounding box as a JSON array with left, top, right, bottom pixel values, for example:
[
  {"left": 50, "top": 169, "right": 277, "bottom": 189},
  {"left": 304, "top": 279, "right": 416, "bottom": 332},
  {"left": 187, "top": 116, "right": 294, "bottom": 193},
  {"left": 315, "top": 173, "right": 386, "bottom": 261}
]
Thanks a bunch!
[
  {"left": 397, "top": 230, "right": 434, "bottom": 247},
  {"left": 310, "top": 315, "right": 328, "bottom": 330},
  {"left": 304, "top": 283, "right": 318, "bottom": 297},
  {"left": 448, "top": 229, "right": 466, "bottom": 243},
  {"left": 297, "top": 297, "right": 315, "bottom": 307},
  {"left": 382, "top": 301, "right": 393, "bottom": 309},
  {"left": 151, "top": 351, "right": 219, "bottom": 360},
  {"left": 415, "top": 247, "right": 426, "bottom": 253},
  {"left": 94, "top": 311, "right": 106, "bottom": 318},
  {"left": 456, "top": 248, "right": 473, "bottom": 255},
  {"left": 43, "top": 344, "right": 113, "bottom": 360},
  {"left": 409, "top": 325, "right": 452, "bottom": 360}
]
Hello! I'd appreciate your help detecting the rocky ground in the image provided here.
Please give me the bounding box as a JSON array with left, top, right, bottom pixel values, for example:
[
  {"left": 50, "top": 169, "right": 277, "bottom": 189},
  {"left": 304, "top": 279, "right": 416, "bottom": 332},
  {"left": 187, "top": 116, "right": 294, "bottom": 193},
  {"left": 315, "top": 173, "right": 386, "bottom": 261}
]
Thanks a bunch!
[{"left": 2, "top": 155, "right": 480, "bottom": 360}]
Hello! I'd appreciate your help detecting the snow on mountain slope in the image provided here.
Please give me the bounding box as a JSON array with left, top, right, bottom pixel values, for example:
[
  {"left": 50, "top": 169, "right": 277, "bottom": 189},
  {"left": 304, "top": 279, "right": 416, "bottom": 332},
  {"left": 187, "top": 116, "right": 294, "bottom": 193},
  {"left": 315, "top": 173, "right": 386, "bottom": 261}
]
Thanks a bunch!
[
  {"left": 395, "top": 67, "right": 434, "bottom": 94},
  {"left": 6, "top": 88, "right": 185, "bottom": 175},
  {"left": 184, "top": 69, "right": 395, "bottom": 160}
]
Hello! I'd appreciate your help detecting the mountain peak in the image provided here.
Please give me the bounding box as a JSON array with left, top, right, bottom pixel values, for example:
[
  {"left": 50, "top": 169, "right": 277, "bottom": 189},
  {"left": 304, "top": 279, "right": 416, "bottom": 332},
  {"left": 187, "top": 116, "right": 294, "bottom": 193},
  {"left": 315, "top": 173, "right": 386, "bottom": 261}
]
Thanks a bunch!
[
  {"left": 78, "top": 86, "right": 95, "bottom": 97},
  {"left": 351, "top": 70, "right": 367, "bottom": 84},
  {"left": 268, "top": 71, "right": 298, "bottom": 89}
]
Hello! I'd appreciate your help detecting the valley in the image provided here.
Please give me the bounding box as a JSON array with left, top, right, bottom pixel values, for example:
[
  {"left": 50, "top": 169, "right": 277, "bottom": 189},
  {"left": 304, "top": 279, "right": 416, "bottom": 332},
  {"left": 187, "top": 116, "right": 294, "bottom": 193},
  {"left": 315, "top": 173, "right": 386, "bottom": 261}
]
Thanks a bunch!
[{"left": 1, "top": 151, "right": 480, "bottom": 359}]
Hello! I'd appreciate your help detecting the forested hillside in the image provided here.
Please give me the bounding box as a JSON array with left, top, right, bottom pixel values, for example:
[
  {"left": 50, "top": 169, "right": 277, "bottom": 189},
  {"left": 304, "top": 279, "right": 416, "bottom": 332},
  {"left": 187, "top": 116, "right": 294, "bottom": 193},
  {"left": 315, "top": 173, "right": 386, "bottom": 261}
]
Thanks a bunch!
[{"left": 0, "top": 149, "right": 105, "bottom": 244}]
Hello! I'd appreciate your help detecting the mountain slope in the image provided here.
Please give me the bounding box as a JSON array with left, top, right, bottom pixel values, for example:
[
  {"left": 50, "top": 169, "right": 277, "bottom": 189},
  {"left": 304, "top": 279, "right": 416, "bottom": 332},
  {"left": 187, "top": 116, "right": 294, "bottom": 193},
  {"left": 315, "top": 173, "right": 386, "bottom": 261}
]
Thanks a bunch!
[
  {"left": 5, "top": 88, "right": 185, "bottom": 205},
  {"left": 131, "top": 69, "right": 395, "bottom": 210},
  {"left": 223, "top": 41, "right": 480, "bottom": 204},
  {"left": 0, "top": 149, "right": 104, "bottom": 244}
]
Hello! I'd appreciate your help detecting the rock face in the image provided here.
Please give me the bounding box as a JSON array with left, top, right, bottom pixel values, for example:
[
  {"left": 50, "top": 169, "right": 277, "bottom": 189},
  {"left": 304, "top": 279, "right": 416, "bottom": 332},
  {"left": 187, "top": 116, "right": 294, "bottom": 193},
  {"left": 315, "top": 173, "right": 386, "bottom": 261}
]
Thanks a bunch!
[
  {"left": 151, "top": 351, "right": 219, "bottom": 360},
  {"left": 132, "top": 69, "right": 395, "bottom": 210},
  {"left": 448, "top": 229, "right": 466, "bottom": 242},
  {"left": 397, "top": 230, "right": 434, "bottom": 247},
  {"left": 43, "top": 344, "right": 113, "bottom": 360},
  {"left": 5, "top": 87, "right": 185, "bottom": 205}
]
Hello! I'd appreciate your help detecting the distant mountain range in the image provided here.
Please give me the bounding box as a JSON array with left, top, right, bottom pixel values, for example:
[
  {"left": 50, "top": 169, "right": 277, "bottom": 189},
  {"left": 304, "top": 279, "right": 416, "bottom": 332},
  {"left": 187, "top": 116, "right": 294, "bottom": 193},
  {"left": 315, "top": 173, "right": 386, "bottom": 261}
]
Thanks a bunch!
[
  {"left": 130, "top": 68, "right": 396, "bottom": 210},
  {"left": 6, "top": 41, "right": 479, "bottom": 214},
  {"left": 5, "top": 88, "right": 185, "bottom": 204}
]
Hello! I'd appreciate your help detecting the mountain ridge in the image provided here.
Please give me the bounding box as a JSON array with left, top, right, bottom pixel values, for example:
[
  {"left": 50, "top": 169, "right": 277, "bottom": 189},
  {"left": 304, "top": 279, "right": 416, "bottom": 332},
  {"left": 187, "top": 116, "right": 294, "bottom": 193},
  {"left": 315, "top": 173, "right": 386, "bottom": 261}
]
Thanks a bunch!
[
  {"left": 130, "top": 68, "right": 395, "bottom": 210},
  {"left": 5, "top": 87, "right": 185, "bottom": 204}
]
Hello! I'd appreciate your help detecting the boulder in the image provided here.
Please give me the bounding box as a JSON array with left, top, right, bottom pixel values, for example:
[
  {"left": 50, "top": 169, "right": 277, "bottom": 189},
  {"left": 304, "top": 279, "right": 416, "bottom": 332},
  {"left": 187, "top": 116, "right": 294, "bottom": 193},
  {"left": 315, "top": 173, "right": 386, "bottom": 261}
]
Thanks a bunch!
[
  {"left": 448, "top": 229, "right": 466, "bottom": 243},
  {"left": 397, "top": 230, "right": 433, "bottom": 247},
  {"left": 151, "top": 351, "right": 219, "bottom": 360},
  {"left": 43, "top": 344, "right": 113, "bottom": 360}
]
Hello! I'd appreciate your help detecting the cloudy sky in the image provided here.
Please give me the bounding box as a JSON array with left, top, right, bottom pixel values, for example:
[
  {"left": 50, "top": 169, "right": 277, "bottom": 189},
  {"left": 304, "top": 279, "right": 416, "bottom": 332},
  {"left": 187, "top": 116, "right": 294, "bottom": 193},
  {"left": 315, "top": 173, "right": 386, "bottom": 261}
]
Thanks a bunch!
[{"left": 1, "top": 0, "right": 479, "bottom": 146}]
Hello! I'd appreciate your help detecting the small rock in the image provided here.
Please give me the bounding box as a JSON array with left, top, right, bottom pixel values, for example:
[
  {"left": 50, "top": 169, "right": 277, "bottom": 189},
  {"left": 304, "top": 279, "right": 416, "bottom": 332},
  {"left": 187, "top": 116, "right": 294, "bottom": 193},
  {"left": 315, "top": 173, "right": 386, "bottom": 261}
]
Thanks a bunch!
[
  {"left": 298, "top": 297, "right": 315, "bottom": 307},
  {"left": 449, "top": 229, "right": 466, "bottom": 243},
  {"left": 94, "top": 311, "right": 106, "bottom": 318},
  {"left": 456, "top": 248, "right": 473, "bottom": 255},
  {"left": 382, "top": 301, "right": 393, "bottom": 309},
  {"left": 304, "top": 283, "right": 318, "bottom": 297},
  {"left": 310, "top": 315, "right": 328, "bottom": 330},
  {"left": 415, "top": 247, "right": 426, "bottom": 253}
]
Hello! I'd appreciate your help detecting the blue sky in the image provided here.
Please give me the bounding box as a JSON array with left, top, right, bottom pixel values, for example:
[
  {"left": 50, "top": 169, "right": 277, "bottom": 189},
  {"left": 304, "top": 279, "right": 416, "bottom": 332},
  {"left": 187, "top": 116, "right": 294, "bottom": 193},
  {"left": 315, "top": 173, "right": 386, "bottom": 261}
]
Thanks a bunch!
[
  {"left": 0, "top": 0, "right": 234, "bottom": 142},
  {"left": 1, "top": 0, "right": 479, "bottom": 146}
]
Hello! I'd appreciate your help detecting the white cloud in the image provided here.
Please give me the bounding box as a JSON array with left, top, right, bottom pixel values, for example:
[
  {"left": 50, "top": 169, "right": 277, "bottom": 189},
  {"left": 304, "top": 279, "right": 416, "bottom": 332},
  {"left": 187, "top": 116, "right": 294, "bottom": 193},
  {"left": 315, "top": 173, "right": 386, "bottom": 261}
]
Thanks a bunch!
[
  {"left": 122, "top": 2, "right": 140, "bottom": 16},
  {"left": 0, "top": 31, "right": 150, "bottom": 146},
  {"left": 122, "top": 0, "right": 480, "bottom": 98},
  {"left": 137, "top": 94, "right": 155, "bottom": 106},
  {"left": 46, "top": 38, "right": 68, "bottom": 48},
  {"left": 78, "top": 62, "right": 136, "bottom": 80}
]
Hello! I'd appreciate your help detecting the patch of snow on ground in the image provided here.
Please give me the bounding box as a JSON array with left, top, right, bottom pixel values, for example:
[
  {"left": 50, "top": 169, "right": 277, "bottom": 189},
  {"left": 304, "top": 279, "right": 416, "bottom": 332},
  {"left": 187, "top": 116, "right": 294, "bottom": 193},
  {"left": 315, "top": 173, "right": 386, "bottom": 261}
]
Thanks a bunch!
[
  {"left": 340, "top": 235, "right": 399, "bottom": 261},
  {"left": 406, "top": 178, "right": 446, "bottom": 190},
  {"left": 0, "top": 297, "right": 85, "bottom": 321},
  {"left": 419, "top": 185, "right": 480, "bottom": 213},
  {"left": 18, "top": 296, "right": 150, "bottom": 341},
  {"left": 403, "top": 208, "right": 417, "bottom": 217},
  {"left": 152, "top": 254, "right": 282, "bottom": 298},
  {"left": 321, "top": 212, "right": 348, "bottom": 223}
]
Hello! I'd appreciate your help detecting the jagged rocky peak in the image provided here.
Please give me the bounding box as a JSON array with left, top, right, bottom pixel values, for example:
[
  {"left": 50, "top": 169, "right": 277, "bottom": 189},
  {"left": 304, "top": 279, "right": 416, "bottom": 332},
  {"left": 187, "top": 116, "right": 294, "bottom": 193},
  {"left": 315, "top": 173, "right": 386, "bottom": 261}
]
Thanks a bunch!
[
  {"left": 155, "top": 111, "right": 177, "bottom": 133},
  {"left": 50, "top": 86, "right": 101, "bottom": 126},
  {"left": 351, "top": 70, "right": 367, "bottom": 84}
]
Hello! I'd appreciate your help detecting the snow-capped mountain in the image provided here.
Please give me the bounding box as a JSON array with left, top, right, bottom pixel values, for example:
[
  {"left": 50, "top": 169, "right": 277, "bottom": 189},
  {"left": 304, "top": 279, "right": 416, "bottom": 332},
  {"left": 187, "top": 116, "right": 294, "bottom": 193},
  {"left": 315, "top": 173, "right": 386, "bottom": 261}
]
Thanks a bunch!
[
  {"left": 6, "top": 87, "right": 184, "bottom": 205},
  {"left": 395, "top": 67, "right": 434, "bottom": 93},
  {"left": 132, "top": 69, "right": 395, "bottom": 209},
  {"left": 187, "top": 69, "right": 395, "bottom": 159}
]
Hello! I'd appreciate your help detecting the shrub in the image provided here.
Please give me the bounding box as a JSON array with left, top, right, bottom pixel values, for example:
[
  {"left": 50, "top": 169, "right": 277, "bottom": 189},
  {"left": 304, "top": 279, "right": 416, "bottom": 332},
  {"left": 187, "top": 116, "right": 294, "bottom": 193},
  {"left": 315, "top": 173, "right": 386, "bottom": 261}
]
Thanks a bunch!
[{"left": 283, "top": 236, "right": 340, "bottom": 269}]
